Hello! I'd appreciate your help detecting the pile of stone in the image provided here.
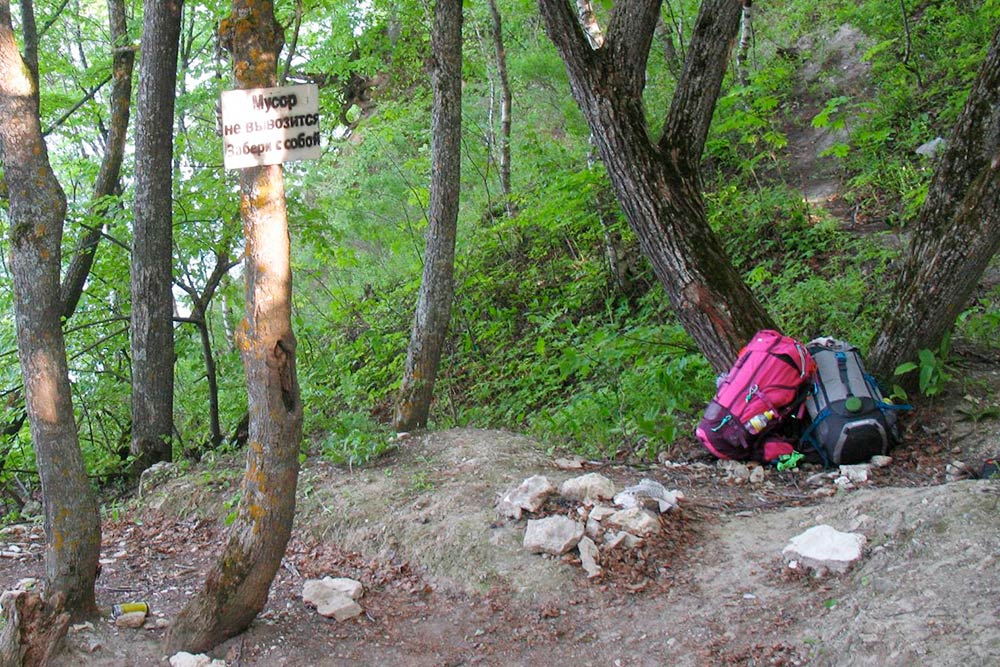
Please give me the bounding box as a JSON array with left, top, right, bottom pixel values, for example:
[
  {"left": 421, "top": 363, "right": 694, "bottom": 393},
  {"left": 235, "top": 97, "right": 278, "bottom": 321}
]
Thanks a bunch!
[
  {"left": 714, "top": 455, "right": 894, "bottom": 491},
  {"left": 497, "top": 472, "right": 683, "bottom": 578},
  {"left": 803, "top": 456, "right": 893, "bottom": 495}
]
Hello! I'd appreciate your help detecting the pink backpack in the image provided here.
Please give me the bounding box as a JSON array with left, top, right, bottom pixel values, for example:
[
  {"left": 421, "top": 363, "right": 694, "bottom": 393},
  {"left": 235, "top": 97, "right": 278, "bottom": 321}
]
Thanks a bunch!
[{"left": 696, "top": 330, "right": 815, "bottom": 462}]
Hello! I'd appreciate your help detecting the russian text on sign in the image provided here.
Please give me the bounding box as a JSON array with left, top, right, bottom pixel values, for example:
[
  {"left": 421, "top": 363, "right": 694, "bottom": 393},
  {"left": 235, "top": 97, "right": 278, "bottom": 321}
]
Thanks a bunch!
[{"left": 220, "top": 83, "right": 321, "bottom": 170}]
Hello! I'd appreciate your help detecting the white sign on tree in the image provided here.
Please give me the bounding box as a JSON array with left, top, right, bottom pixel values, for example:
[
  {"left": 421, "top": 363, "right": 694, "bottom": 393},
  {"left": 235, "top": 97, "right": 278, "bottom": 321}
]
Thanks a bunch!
[{"left": 220, "top": 83, "right": 321, "bottom": 170}]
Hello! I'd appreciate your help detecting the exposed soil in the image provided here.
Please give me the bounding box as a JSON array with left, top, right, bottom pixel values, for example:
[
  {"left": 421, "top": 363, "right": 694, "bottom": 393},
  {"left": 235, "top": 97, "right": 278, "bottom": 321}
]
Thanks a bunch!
[{"left": 2, "top": 19, "right": 999, "bottom": 667}]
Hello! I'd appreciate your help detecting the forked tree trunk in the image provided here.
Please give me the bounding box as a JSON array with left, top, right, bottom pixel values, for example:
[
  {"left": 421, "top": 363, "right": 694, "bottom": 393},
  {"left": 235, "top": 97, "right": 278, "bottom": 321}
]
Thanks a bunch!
[
  {"left": 0, "top": 0, "right": 101, "bottom": 623},
  {"left": 867, "top": 27, "right": 1000, "bottom": 380},
  {"left": 393, "top": 0, "right": 464, "bottom": 431},
  {"left": 130, "top": 0, "right": 184, "bottom": 476},
  {"left": 166, "top": 0, "right": 302, "bottom": 654},
  {"left": 539, "top": 0, "right": 774, "bottom": 373}
]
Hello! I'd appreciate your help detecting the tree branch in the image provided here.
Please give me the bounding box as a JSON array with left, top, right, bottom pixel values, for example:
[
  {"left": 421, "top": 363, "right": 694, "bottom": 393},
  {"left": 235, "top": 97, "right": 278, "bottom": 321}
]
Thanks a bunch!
[
  {"left": 605, "top": 0, "right": 661, "bottom": 96},
  {"left": 42, "top": 73, "right": 112, "bottom": 137},
  {"left": 660, "top": 0, "right": 743, "bottom": 169}
]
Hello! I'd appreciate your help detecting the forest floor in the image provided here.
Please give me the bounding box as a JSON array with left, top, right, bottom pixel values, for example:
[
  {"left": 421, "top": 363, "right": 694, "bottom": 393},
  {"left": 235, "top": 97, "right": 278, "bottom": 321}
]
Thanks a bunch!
[{"left": 2, "top": 20, "right": 999, "bottom": 667}]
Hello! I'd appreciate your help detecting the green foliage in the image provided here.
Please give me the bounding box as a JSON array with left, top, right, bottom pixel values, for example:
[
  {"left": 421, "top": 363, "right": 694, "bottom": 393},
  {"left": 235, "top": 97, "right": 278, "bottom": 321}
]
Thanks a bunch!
[
  {"left": 530, "top": 326, "right": 713, "bottom": 460},
  {"left": 707, "top": 184, "right": 896, "bottom": 344},
  {"left": 1, "top": 0, "right": 996, "bottom": 500},
  {"left": 708, "top": 57, "right": 797, "bottom": 173},
  {"left": 894, "top": 333, "right": 955, "bottom": 399},
  {"left": 318, "top": 412, "right": 397, "bottom": 468},
  {"left": 957, "top": 285, "right": 1000, "bottom": 350}
]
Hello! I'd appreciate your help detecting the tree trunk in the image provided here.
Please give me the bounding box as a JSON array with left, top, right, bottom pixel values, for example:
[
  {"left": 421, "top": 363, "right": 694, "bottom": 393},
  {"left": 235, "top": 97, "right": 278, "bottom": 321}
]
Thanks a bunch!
[
  {"left": 0, "top": 1, "right": 101, "bottom": 620},
  {"left": 487, "top": 0, "right": 513, "bottom": 208},
  {"left": 539, "top": 0, "right": 773, "bottom": 372},
  {"left": 867, "top": 27, "right": 1000, "bottom": 381},
  {"left": 166, "top": 1, "right": 302, "bottom": 653},
  {"left": 393, "top": 0, "right": 464, "bottom": 431},
  {"left": 0, "top": 590, "right": 70, "bottom": 667},
  {"left": 130, "top": 0, "right": 184, "bottom": 476}
]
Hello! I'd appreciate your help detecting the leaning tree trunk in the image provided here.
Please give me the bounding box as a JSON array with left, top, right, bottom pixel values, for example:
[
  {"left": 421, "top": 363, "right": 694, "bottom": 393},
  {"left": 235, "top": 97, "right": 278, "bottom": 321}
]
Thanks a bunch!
[
  {"left": 0, "top": 0, "right": 101, "bottom": 624},
  {"left": 539, "top": 0, "right": 773, "bottom": 373},
  {"left": 867, "top": 26, "right": 1000, "bottom": 381},
  {"left": 166, "top": 0, "right": 302, "bottom": 654},
  {"left": 393, "top": 0, "right": 464, "bottom": 431},
  {"left": 130, "top": 0, "right": 184, "bottom": 477},
  {"left": 60, "top": 0, "right": 134, "bottom": 320}
]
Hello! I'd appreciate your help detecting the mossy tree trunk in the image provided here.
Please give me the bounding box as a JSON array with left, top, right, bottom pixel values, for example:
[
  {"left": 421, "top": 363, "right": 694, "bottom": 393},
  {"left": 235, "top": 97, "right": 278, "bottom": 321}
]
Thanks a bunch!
[
  {"left": 538, "top": 0, "right": 774, "bottom": 373},
  {"left": 165, "top": 0, "right": 302, "bottom": 654},
  {"left": 0, "top": 0, "right": 101, "bottom": 624},
  {"left": 394, "top": 0, "right": 464, "bottom": 431}
]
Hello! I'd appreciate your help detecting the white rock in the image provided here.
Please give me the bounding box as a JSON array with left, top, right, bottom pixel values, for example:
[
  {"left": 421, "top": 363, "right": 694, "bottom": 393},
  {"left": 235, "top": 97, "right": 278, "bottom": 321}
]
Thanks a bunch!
[
  {"left": 604, "top": 531, "right": 627, "bottom": 549},
  {"left": 604, "top": 530, "right": 645, "bottom": 549},
  {"left": 523, "top": 515, "right": 584, "bottom": 555},
  {"left": 169, "top": 653, "right": 226, "bottom": 667},
  {"left": 497, "top": 475, "right": 557, "bottom": 520},
  {"left": 114, "top": 611, "right": 147, "bottom": 629},
  {"left": 589, "top": 505, "right": 617, "bottom": 521},
  {"left": 606, "top": 507, "right": 661, "bottom": 536},
  {"left": 749, "top": 466, "right": 766, "bottom": 485},
  {"left": 621, "top": 532, "right": 644, "bottom": 549},
  {"left": 578, "top": 536, "right": 602, "bottom": 578},
  {"left": 317, "top": 576, "right": 364, "bottom": 600},
  {"left": 139, "top": 461, "right": 175, "bottom": 498},
  {"left": 838, "top": 464, "right": 870, "bottom": 483},
  {"left": 916, "top": 136, "right": 945, "bottom": 157},
  {"left": 559, "top": 473, "right": 616, "bottom": 505},
  {"left": 585, "top": 505, "right": 617, "bottom": 538},
  {"left": 834, "top": 476, "right": 855, "bottom": 490},
  {"left": 869, "top": 455, "right": 893, "bottom": 468},
  {"left": 613, "top": 479, "right": 683, "bottom": 513},
  {"left": 719, "top": 460, "right": 750, "bottom": 484},
  {"left": 318, "top": 594, "right": 363, "bottom": 621},
  {"left": 553, "top": 456, "right": 586, "bottom": 470},
  {"left": 782, "top": 524, "right": 867, "bottom": 573},
  {"left": 302, "top": 578, "right": 364, "bottom": 621}
]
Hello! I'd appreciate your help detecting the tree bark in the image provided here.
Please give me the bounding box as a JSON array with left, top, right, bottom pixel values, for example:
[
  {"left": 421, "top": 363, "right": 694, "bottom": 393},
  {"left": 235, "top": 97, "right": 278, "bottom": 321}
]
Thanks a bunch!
[
  {"left": 487, "top": 0, "right": 513, "bottom": 206},
  {"left": 393, "top": 0, "right": 464, "bottom": 431},
  {"left": 868, "top": 26, "right": 1000, "bottom": 380},
  {"left": 539, "top": 0, "right": 773, "bottom": 372},
  {"left": 130, "top": 0, "right": 183, "bottom": 476},
  {"left": 166, "top": 0, "right": 302, "bottom": 653},
  {"left": 0, "top": 1, "right": 101, "bottom": 619},
  {"left": 0, "top": 590, "right": 70, "bottom": 667}
]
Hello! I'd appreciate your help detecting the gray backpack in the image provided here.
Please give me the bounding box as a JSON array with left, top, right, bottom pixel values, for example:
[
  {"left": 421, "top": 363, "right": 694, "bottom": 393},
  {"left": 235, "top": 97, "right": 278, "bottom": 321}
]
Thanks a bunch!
[{"left": 800, "top": 338, "right": 905, "bottom": 466}]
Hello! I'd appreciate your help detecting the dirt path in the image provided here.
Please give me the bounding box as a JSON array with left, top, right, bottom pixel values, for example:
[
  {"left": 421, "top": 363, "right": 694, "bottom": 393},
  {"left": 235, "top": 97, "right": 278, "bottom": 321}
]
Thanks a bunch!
[{"left": 2, "top": 408, "right": 996, "bottom": 667}]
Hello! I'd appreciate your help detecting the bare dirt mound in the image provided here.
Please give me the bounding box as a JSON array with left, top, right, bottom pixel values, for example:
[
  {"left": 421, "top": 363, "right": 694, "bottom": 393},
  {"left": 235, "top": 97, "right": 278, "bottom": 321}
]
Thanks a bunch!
[{"left": 2, "top": 412, "right": 995, "bottom": 666}]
